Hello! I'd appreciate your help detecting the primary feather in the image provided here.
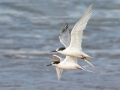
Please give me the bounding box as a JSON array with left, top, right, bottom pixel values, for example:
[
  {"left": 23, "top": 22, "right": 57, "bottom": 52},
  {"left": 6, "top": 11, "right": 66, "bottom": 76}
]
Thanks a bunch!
[
  {"left": 69, "top": 3, "right": 93, "bottom": 50},
  {"left": 59, "top": 23, "right": 71, "bottom": 47}
]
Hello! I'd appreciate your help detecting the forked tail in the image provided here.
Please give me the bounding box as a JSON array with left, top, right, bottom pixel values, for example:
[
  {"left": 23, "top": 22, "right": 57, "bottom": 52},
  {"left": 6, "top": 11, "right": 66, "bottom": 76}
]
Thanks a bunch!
[
  {"left": 84, "top": 59, "right": 94, "bottom": 67},
  {"left": 82, "top": 65, "right": 95, "bottom": 73}
]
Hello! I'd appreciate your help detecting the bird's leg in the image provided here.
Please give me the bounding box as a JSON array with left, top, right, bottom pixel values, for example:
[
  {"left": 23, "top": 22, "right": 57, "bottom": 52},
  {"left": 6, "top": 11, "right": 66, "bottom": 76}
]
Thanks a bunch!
[
  {"left": 77, "top": 67, "right": 82, "bottom": 70},
  {"left": 81, "top": 55, "right": 85, "bottom": 59}
]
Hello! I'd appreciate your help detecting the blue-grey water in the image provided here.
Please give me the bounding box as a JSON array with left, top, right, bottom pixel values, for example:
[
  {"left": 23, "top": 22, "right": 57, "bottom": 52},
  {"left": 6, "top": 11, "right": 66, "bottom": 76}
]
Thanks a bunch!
[{"left": 0, "top": 0, "right": 120, "bottom": 90}]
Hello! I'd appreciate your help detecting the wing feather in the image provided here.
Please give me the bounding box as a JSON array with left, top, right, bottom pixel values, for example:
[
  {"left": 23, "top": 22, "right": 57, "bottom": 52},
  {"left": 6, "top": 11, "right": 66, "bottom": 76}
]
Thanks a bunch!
[
  {"left": 59, "top": 23, "right": 71, "bottom": 47},
  {"left": 69, "top": 3, "right": 93, "bottom": 50},
  {"left": 53, "top": 54, "right": 62, "bottom": 61},
  {"left": 56, "top": 68, "right": 63, "bottom": 82},
  {"left": 53, "top": 55, "right": 63, "bottom": 81}
]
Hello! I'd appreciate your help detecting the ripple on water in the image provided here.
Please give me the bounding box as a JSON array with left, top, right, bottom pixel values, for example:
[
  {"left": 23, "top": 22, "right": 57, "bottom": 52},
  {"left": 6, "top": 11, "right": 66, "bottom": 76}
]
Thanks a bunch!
[{"left": 0, "top": 0, "right": 120, "bottom": 90}]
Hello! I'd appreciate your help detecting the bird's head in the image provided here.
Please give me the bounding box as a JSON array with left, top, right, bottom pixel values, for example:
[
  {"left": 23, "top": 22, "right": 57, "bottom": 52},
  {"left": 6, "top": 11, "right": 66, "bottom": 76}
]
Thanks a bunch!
[
  {"left": 51, "top": 47, "right": 66, "bottom": 52},
  {"left": 47, "top": 61, "right": 60, "bottom": 67}
]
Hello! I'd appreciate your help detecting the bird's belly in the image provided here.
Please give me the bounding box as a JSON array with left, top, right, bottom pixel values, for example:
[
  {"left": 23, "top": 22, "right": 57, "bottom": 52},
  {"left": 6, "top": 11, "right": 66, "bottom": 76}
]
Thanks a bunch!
[
  {"left": 63, "top": 49, "right": 89, "bottom": 58},
  {"left": 65, "top": 51, "right": 83, "bottom": 58},
  {"left": 57, "top": 64, "right": 77, "bottom": 70}
]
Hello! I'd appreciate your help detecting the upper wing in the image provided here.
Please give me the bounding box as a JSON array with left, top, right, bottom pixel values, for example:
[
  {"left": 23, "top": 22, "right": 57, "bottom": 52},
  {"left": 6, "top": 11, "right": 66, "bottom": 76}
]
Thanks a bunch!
[
  {"left": 69, "top": 3, "right": 93, "bottom": 50},
  {"left": 53, "top": 55, "right": 63, "bottom": 81},
  {"left": 59, "top": 23, "right": 71, "bottom": 47}
]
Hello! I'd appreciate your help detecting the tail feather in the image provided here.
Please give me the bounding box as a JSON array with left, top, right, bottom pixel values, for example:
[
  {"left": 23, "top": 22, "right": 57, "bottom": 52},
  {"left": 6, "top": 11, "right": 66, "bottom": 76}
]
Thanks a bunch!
[
  {"left": 84, "top": 59, "right": 94, "bottom": 67},
  {"left": 86, "top": 55, "right": 97, "bottom": 60},
  {"left": 82, "top": 65, "right": 95, "bottom": 73}
]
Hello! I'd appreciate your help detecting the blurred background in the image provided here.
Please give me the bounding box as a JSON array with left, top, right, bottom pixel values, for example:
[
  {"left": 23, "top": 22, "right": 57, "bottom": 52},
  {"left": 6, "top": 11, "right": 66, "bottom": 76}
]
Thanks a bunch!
[{"left": 0, "top": 0, "right": 120, "bottom": 90}]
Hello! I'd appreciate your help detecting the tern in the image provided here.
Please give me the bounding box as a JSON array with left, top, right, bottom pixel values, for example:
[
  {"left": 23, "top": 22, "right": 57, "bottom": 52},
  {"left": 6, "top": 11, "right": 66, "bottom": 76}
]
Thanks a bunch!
[
  {"left": 51, "top": 3, "right": 94, "bottom": 67},
  {"left": 47, "top": 55, "right": 94, "bottom": 81}
]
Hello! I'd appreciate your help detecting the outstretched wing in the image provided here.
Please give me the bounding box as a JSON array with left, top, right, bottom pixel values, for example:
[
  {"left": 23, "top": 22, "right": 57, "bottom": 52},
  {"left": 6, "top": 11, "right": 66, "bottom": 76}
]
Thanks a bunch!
[
  {"left": 59, "top": 23, "right": 71, "bottom": 47},
  {"left": 53, "top": 55, "right": 63, "bottom": 81},
  {"left": 69, "top": 3, "right": 93, "bottom": 50}
]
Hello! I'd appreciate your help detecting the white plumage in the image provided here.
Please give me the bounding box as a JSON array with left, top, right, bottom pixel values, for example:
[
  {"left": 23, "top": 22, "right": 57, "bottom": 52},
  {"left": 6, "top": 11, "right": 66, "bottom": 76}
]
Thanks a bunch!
[
  {"left": 48, "top": 3, "right": 95, "bottom": 81},
  {"left": 51, "top": 55, "right": 93, "bottom": 81},
  {"left": 56, "top": 3, "right": 94, "bottom": 67}
]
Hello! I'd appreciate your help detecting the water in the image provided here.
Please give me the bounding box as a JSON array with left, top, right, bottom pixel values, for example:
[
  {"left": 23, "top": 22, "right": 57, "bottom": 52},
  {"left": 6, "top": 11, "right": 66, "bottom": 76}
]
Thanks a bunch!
[{"left": 0, "top": 0, "right": 120, "bottom": 90}]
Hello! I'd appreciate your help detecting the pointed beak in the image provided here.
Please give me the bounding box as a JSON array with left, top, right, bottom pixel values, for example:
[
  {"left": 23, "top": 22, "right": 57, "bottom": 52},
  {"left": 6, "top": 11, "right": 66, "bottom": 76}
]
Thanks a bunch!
[
  {"left": 46, "top": 64, "right": 52, "bottom": 66},
  {"left": 51, "top": 50, "right": 57, "bottom": 52}
]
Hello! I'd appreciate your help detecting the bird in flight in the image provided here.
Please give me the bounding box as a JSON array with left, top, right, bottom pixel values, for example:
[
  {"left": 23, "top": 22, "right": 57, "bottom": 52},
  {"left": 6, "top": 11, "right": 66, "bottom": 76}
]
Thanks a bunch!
[
  {"left": 51, "top": 3, "right": 94, "bottom": 67},
  {"left": 47, "top": 54, "right": 94, "bottom": 82}
]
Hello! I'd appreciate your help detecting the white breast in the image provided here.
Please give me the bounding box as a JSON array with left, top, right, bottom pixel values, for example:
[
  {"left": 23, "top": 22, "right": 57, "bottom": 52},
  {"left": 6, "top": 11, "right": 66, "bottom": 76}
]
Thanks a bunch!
[
  {"left": 58, "top": 47, "right": 83, "bottom": 58},
  {"left": 56, "top": 56, "right": 79, "bottom": 70}
]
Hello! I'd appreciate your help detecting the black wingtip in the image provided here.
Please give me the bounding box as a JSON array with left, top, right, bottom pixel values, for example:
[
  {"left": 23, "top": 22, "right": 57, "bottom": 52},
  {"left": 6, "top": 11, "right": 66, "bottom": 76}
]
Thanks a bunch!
[
  {"left": 65, "top": 23, "right": 68, "bottom": 28},
  {"left": 60, "top": 23, "right": 68, "bottom": 34},
  {"left": 64, "top": 23, "right": 68, "bottom": 29}
]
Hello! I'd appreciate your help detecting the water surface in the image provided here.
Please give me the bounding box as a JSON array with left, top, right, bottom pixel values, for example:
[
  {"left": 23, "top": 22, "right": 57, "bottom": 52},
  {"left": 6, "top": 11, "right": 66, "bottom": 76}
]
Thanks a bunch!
[{"left": 0, "top": 0, "right": 120, "bottom": 90}]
